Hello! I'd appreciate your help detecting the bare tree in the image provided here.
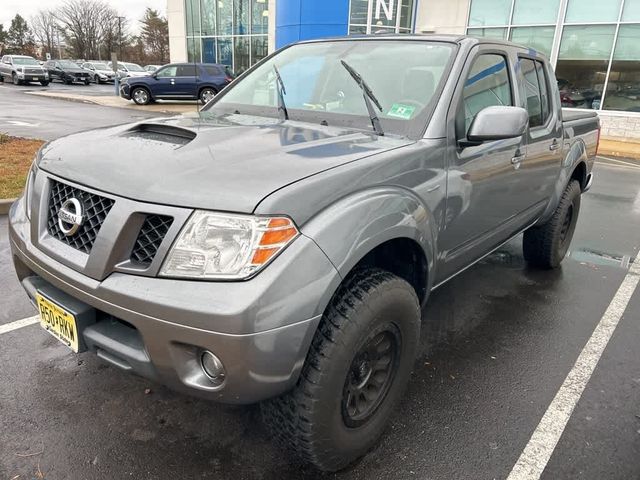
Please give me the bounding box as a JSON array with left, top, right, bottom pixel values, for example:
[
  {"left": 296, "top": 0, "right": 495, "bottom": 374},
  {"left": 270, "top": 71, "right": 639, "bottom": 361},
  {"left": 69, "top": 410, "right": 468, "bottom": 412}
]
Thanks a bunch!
[
  {"left": 31, "top": 10, "right": 58, "bottom": 59},
  {"left": 54, "top": 0, "right": 124, "bottom": 60}
]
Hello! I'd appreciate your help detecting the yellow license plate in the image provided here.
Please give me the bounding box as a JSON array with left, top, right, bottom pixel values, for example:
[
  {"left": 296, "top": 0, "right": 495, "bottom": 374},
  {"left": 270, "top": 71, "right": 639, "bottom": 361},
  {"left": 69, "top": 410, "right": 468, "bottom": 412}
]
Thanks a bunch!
[{"left": 36, "top": 293, "right": 79, "bottom": 352}]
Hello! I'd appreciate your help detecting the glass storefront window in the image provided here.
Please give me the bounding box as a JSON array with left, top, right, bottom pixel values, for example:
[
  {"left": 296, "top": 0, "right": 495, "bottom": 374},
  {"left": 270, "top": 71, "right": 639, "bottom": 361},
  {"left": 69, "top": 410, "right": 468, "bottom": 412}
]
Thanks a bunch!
[
  {"left": 187, "top": 37, "right": 202, "bottom": 62},
  {"left": 466, "top": 27, "right": 507, "bottom": 40},
  {"left": 399, "top": 0, "right": 414, "bottom": 31},
  {"left": 467, "top": 0, "right": 511, "bottom": 26},
  {"left": 251, "top": 36, "right": 268, "bottom": 64},
  {"left": 511, "top": 0, "right": 560, "bottom": 25},
  {"left": 201, "top": 0, "right": 216, "bottom": 35},
  {"left": 556, "top": 25, "right": 615, "bottom": 109},
  {"left": 349, "top": 0, "right": 370, "bottom": 26},
  {"left": 202, "top": 37, "right": 217, "bottom": 63},
  {"left": 510, "top": 26, "right": 555, "bottom": 58},
  {"left": 217, "top": 37, "right": 233, "bottom": 66},
  {"left": 217, "top": 0, "right": 232, "bottom": 35},
  {"left": 186, "top": 0, "right": 201, "bottom": 36},
  {"left": 564, "top": 0, "right": 622, "bottom": 24},
  {"left": 251, "top": 0, "right": 268, "bottom": 34},
  {"left": 622, "top": 0, "right": 640, "bottom": 21},
  {"left": 233, "top": 0, "right": 249, "bottom": 35},
  {"left": 603, "top": 25, "right": 640, "bottom": 112},
  {"left": 234, "top": 36, "right": 250, "bottom": 73}
]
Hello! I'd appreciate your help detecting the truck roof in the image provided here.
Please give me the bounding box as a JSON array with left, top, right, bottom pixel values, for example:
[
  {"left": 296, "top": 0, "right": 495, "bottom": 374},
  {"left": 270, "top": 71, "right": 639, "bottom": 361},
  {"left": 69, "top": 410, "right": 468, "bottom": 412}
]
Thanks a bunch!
[{"left": 297, "top": 34, "right": 544, "bottom": 57}]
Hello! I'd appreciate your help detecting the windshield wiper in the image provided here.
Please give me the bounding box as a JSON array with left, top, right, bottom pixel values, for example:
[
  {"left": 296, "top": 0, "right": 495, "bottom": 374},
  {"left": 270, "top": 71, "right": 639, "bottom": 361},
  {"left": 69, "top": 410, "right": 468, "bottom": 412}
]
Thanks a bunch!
[
  {"left": 273, "top": 65, "right": 289, "bottom": 121},
  {"left": 340, "top": 60, "right": 384, "bottom": 136}
]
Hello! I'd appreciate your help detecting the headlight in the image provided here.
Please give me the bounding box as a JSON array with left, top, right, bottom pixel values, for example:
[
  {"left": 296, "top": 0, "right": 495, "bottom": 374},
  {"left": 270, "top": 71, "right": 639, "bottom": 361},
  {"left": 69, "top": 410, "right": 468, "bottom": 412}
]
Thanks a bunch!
[{"left": 160, "top": 211, "right": 299, "bottom": 279}]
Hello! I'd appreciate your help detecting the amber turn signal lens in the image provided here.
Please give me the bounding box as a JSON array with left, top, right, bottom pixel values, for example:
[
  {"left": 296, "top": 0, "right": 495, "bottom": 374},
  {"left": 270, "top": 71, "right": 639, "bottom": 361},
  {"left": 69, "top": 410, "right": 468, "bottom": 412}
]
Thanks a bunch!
[
  {"left": 259, "top": 227, "right": 298, "bottom": 246},
  {"left": 251, "top": 247, "right": 280, "bottom": 265}
]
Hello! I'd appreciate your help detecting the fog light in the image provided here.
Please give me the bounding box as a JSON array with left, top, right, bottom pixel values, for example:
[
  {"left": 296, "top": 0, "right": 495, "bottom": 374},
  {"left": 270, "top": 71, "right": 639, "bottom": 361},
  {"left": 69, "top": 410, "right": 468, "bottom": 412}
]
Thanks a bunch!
[{"left": 200, "top": 350, "right": 226, "bottom": 386}]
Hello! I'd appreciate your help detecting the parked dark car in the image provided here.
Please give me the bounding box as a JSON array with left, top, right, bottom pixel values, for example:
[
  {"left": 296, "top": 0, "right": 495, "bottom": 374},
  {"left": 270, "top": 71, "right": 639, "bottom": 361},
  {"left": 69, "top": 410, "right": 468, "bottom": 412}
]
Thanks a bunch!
[
  {"left": 120, "top": 63, "right": 234, "bottom": 105},
  {"left": 45, "top": 60, "right": 91, "bottom": 85},
  {"left": 0, "top": 55, "right": 49, "bottom": 85}
]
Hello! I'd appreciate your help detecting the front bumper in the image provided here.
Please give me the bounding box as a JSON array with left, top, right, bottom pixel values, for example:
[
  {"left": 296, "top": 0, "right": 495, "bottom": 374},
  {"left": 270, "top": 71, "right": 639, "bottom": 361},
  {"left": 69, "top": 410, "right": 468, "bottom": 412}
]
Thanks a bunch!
[
  {"left": 119, "top": 83, "right": 131, "bottom": 100},
  {"left": 18, "top": 73, "right": 48, "bottom": 81},
  {"left": 9, "top": 192, "right": 341, "bottom": 404}
]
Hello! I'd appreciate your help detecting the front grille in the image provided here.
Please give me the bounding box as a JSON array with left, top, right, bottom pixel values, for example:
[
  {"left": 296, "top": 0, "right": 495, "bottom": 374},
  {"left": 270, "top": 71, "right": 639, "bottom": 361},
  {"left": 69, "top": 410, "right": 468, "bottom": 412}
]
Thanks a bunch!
[
  {"left": 130, "top": 214, "right": 173, "bottom": 266},
  {"left": 47, "top": 180, "right": 115, "bottom": 254},
  {"left": 26, "top": 68, "right": 42, "bottom": 74}
]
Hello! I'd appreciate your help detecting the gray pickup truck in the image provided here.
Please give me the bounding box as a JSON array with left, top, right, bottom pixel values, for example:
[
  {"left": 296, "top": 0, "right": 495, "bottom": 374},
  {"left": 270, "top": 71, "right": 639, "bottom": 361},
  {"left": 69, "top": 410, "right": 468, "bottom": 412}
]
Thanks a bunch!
[
  {"left": 9, "top": 35, "right": 599, "bottom": 471},
  {"left": 0, "top": 55, "right": 49, "bottom": 86}
]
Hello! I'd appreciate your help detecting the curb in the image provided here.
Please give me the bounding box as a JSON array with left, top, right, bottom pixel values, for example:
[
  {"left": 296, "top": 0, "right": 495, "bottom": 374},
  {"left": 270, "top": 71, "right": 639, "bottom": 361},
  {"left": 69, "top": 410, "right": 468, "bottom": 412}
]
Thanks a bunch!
[
  {"left": 25, "top": 91, "right": 100, "bottom": 106},
  {"left": 0, "top": 198, "right": 16, "bottom": 215}
]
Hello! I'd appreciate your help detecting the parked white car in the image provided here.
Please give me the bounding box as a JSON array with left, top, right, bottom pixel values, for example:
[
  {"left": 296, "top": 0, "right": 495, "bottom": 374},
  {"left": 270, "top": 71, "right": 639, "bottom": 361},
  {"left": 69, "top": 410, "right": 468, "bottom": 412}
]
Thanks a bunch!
[
  {"left": 82, "top": 61, "right": 116, "bottom": 83},
  {"left": 108, "top": 61, "right": 149, "bottom": 80}
]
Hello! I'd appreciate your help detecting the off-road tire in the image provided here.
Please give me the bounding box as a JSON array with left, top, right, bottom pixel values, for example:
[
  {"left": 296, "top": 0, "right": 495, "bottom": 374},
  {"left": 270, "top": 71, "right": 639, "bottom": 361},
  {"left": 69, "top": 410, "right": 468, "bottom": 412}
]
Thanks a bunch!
[
  {"left": 523, "top": 179, "right": 581, "bottom": 269},
  {"left": 261, "top": 268, "right": 421, "bottom": 472}
]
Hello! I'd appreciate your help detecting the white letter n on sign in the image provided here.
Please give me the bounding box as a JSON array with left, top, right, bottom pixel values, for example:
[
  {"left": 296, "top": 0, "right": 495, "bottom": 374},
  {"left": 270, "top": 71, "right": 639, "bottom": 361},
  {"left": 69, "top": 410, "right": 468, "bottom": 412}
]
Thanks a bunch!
[{"left": 375, "top": 0, "right": 395, "bottom": 21}]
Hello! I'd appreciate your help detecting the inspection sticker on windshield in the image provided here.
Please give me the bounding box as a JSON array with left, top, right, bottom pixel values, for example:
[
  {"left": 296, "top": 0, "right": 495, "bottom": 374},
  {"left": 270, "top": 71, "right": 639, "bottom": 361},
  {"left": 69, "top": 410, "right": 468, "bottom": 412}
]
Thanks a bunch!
[{"left": 387, "top": 103, "right": 416, "bottom": 119}]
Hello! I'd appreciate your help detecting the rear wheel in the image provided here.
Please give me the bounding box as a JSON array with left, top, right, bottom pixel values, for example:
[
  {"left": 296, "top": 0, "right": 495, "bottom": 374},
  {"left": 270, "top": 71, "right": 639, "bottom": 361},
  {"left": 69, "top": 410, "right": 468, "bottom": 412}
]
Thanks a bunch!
[
  {"left": 523, "top": 179, "right": 581, "bottom": 269},
  {"left": 262, "top": 268, "right": 421, "bottom": 472},
  {"left": 199, "top": 87, "right": 217, "bottom": 104},
  {"left": 131, "top": 87, "right": 151, "bottom": 105}
]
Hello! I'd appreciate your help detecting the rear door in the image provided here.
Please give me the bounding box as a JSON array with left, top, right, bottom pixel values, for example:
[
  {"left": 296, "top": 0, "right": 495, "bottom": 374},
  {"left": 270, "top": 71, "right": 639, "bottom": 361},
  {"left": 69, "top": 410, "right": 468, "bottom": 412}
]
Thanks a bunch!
[
  {"left": 437, "top": 47, "right": 526, "bottom": 282},
  {"left": 175, "top": 64, "right": 199, "bottom": 98},
  {"left": 516, "top": 56, "right": 563, "bottom": 206}
]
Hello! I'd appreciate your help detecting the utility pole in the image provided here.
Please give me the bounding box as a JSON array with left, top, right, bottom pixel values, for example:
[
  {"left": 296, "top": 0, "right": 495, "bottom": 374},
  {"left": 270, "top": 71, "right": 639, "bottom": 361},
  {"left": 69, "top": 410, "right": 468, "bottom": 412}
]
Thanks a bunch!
[
  {"left": 117, "top": 16, "right": 125, "bottom": 61},
  {"left": 56, "top": 28, "right": 62, "bottom": 59}
]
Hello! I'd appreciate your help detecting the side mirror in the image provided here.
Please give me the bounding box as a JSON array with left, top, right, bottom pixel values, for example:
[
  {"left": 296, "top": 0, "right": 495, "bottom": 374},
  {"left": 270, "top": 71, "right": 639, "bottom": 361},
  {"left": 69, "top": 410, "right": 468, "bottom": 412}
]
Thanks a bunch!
[{"left": 466, "top": 106, "right": 528, "bottom": 143}]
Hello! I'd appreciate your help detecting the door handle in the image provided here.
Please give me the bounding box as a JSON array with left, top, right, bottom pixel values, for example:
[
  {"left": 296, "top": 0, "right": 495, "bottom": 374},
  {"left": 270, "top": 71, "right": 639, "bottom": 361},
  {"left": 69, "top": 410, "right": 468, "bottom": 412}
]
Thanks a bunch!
[
  {"left": 511, "top": 154, "right": 525, "bottom": 164},
  {"left": 170, "top": 79, "right": 175, "bottom": 84},
  {"left": 549, "top": 140, "right": 560, "bottom": 151}
]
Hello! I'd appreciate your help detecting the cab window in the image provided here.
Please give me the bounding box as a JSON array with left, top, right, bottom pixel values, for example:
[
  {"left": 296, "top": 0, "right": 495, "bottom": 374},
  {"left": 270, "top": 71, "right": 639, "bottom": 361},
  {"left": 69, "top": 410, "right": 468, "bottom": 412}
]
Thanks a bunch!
[{"left": 458, "top": 53, "right": 513, "bottom": 137}]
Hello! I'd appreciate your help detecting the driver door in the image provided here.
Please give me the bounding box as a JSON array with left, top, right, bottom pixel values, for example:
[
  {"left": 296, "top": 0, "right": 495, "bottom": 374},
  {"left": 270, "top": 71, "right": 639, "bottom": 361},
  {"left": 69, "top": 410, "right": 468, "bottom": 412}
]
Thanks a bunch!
[
  {"left": 151, "top": 65, "right": 178, "bottom": 97},
  {"left": 437, "top": 48, "right": 526, "bottom": 283}
]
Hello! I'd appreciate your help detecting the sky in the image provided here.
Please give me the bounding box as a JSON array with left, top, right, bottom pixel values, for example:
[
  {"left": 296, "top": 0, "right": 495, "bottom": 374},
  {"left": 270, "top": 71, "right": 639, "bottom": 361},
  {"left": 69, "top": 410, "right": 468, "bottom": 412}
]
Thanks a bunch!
[{"left": 1, "top": 0, "right": 167, "bottom": 33}]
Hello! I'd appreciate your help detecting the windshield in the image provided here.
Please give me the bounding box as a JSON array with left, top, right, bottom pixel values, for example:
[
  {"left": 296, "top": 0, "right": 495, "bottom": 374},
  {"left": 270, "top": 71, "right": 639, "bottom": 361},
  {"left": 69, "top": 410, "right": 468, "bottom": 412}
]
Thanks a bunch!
[
  {"left": 124, "top": 63, "right": 145, "bottom": 72},
  {"left": 13, "top": 57, "right": 40, "bottom": 66},
  {"left": 92, "top": 63, "right": 109, "bottom": 70},
  {"left": 204, "top": 40, "right": 455, "bottom": 137},
  {"left": 59, "top": 60, "right": 78, "bottom": 68}
]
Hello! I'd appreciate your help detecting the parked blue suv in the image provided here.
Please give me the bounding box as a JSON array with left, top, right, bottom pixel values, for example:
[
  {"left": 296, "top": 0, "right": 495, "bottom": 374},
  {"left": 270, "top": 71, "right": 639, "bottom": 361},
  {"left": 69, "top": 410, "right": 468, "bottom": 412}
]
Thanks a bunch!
[{"left": 120, "top": 63, "right": 234, "bottom": 105}]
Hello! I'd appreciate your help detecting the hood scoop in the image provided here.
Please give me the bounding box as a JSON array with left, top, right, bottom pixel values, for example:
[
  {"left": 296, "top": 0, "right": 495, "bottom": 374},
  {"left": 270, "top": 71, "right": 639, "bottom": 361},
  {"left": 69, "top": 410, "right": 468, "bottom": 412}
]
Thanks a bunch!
[{"left": 122, "top": 123, "right": 197, "bottom": 146}]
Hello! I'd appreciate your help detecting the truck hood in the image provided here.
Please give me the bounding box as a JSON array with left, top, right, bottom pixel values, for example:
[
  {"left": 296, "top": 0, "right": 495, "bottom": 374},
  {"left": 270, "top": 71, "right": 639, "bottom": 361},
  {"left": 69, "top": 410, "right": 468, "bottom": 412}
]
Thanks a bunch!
[{"left": 38, "top": 114, "right": 412, "bottom": 213}]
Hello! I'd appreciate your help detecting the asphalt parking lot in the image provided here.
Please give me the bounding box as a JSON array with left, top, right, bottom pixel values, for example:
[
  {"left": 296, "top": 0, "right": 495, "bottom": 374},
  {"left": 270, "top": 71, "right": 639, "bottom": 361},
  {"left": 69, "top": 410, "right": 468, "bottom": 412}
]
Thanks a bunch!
[{"left": 1, "top": 87, "right": 640, "bottom": 480}]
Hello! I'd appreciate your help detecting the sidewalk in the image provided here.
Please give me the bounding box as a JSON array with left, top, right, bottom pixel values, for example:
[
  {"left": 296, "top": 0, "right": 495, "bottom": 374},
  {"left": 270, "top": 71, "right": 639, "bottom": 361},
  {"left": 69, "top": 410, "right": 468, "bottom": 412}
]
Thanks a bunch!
[
  {"left": 598, "top": 138, "right": 640, "bottom": 161},
  {"left": 25, "top": 90, "right": 198, "bottom": 115}
]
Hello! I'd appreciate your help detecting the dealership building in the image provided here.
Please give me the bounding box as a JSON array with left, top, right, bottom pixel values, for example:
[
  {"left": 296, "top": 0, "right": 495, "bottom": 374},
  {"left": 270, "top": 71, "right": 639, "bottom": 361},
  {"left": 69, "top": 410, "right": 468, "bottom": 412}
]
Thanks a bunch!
[{"left": 167, "top": 0, "right": 640, "bottom": 140}]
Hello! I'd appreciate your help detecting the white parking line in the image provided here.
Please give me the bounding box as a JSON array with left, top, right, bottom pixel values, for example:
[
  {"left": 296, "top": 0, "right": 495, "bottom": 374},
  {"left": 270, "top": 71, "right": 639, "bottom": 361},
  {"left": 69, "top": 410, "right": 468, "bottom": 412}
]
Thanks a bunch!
[
  {"left": 507, "top": 258, "right": 640, "bottom": 480},
  {"left": 0, "top": 315, "right": 39, "bottom": 335}
]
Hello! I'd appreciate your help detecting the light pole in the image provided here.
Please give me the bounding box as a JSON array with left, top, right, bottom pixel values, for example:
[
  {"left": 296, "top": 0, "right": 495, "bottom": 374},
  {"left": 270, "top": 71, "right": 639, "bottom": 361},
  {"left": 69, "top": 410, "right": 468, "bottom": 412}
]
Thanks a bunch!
[{"left": 117, "top": 16, "right": 125, "bottom": 61}]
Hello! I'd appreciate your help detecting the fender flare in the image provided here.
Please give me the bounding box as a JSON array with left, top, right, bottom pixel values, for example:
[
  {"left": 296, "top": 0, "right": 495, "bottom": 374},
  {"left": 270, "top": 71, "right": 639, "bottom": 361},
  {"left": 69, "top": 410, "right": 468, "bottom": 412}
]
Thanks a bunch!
[
  {"left": 538, "top": 138, "right": 589, "bottom": 224},
  {"left": 301, "top": 186, "right": 438, "bottom": 297}
]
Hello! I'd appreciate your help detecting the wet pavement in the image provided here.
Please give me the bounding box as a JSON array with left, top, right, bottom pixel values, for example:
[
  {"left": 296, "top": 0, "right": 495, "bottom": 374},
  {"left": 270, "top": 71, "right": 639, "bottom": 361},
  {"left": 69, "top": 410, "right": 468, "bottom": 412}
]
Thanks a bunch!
[
  {"left": 1, "top": 161, "right": 639, "bottom": 480},
  {"left": 0, "top": 82, "right": 163, "bottom": 140}
]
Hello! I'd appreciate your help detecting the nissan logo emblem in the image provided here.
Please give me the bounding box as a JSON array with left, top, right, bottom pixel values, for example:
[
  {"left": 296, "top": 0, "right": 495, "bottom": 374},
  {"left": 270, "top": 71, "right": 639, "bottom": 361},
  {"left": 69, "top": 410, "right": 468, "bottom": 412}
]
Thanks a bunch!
[{"left": 57, "top": 198, "right": 84, "bottom": 236}]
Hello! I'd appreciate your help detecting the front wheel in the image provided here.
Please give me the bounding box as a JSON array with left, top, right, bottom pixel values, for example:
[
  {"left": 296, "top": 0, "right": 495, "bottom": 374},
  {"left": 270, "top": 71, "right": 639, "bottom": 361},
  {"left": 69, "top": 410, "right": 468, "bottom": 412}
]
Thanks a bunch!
[
  {"left": 40, "top": 81, "right": 49, "bottom": 86},
  {"left": 131, "top": 87, "right": 151, "bottom": 105},
  {"left": 94, "top": 74, "right": 101, "bottom": 84},
  {"left": 523, "top": 179, "right": 581, "bottom": 269},
  {"left": 84, "top": 79, "right": 91, "bottom": 85},
  {"left": 12, "top": 73, "right": 21, "bottom": 85},
  {"left": 262, "top": 268, "right": 421, "bottom": 472}
]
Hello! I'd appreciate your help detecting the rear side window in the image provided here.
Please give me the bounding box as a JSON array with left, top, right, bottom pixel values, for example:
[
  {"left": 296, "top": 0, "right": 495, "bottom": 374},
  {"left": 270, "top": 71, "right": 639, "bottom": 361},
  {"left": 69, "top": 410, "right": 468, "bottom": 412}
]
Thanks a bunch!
[
  {"left": 519, "top": 58, "right": 551, "bottom": 128},
  {"left": 204, "top": 66, "right": 222, "bottom": 76},
  {"left": 460, "top": 54, "right": 512, "bottom": 136},
  {"left": 177, "top": 65, "right": 197, "bottom": 76}
]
